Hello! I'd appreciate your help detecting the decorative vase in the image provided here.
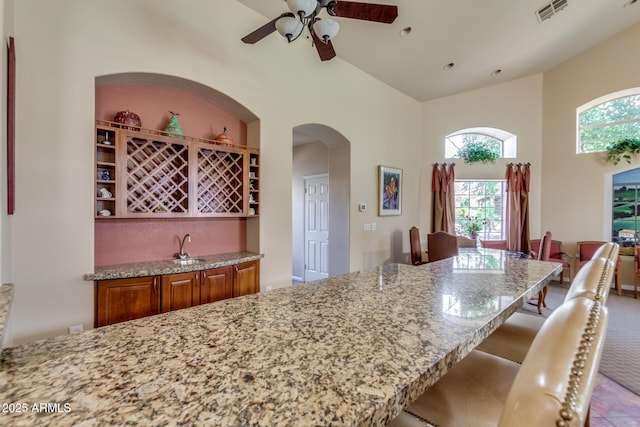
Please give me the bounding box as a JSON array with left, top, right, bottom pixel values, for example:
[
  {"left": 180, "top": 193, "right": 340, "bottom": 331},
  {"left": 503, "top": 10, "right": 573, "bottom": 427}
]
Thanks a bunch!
[
  {"left": 469, "top": 232, "right": 478, "bottom": 240},
  {"left": 164, "top": 111, "right": 184, "bottom": 139},
  {"left": 114, "top": 110, "right": 142, "bottom": 130},
  {"left": 214, "top": 126, "right": 234, "bottom": 145}
]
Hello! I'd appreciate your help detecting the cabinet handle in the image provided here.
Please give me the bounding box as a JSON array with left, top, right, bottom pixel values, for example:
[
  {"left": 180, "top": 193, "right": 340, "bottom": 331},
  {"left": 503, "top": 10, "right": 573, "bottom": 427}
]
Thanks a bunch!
[{"left": 153, "top": 277, "right": 157, "bottom": 294}]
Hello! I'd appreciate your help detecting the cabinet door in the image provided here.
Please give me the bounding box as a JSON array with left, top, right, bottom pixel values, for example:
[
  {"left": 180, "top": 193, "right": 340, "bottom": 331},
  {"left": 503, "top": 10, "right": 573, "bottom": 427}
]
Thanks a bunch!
[
  {"left": 95, "top": 276, "right": 160, "bottom": 327},
  {"left": 200, "top": 266, "right": 234, "bottom": 304},
  {"left": 161, "top": 272, "right": 199, "bottom": 313},
  {"left": 234, "top": 261, "right": 260, "bottom": 297}
]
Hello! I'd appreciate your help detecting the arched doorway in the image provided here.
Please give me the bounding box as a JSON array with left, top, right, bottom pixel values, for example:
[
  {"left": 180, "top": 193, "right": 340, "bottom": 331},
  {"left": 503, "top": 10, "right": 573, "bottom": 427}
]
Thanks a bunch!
[{"left": 291, "top": 124, "right": 350, "bottom": 283}]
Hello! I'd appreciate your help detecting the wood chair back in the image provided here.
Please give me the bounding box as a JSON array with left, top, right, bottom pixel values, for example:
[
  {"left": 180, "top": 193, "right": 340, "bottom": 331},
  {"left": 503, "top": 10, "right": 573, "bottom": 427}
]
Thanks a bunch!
[
  {"left": 427, "top": 231, "right": 459, "bottom": 263},
  {"left": 409, "top": 227, "right": 426, "bottom": 265},
  {"left": 480, "top": 239, "right": 508, "bottom": 250}
]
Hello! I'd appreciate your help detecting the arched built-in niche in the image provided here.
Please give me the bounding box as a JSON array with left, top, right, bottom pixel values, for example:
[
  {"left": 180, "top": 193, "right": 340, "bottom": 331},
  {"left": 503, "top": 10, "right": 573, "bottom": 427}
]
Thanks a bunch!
[
  {"left": 291, "top": 124, "right": 350, "bottom": 282},
  {"left": 94, "top": 73, "right": 261, "bottom": 266}
]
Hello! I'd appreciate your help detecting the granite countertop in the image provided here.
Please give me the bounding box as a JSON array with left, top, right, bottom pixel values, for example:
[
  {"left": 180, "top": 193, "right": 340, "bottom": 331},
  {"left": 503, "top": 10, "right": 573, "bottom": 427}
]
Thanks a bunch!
[
  {"left": 0, "top": 284, "right": 14, "bottom": 345},
  {"left": 84, "top": 251, "right": 263, "bottom": 281},
  {"left": 1, "top": 250, "right": 560, "bottom": 426}
]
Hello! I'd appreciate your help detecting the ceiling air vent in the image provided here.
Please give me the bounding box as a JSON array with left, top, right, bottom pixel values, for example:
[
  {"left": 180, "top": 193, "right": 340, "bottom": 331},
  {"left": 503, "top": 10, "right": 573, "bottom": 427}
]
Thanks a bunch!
[{"left": 536, "top": 0, "right": 568, "bottom": 23}]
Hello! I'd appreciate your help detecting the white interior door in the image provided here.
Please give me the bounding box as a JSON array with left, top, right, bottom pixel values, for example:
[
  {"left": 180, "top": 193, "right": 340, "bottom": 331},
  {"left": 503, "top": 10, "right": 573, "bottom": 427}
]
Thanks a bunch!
[{"left": 304, "top": 174, "right": 329, "bottom": 282}]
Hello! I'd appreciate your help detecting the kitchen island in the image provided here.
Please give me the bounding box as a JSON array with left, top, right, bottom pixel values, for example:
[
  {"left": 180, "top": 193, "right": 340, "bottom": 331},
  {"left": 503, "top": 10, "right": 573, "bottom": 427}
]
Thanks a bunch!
[{"left": 0, "top": 249, "right": 560, "bottom": 426}]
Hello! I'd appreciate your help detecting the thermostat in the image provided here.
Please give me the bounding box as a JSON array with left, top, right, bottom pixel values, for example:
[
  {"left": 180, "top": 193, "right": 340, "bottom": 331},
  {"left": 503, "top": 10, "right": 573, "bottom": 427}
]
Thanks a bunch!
[{"left": 358, "top": 203, "right": 367, "bottom": 212}]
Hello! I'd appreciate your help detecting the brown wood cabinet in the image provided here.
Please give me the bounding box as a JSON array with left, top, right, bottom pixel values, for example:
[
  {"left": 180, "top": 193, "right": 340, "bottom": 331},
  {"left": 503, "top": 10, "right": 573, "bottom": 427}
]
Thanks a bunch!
[
  {"left": 95, "top": 260, "right": 260, "bottom": 327},
  {"left": 161, "top": 272, "right": 200, "bottom": 313},
  {"left": 200, "top": 266, "right": 234, "bottom": 304},
  {"left": 234, "top": 261, "right": 260, "bottom": 297},
  {"left": 95, "top": 276, "right": 160, "bottom": 327}
]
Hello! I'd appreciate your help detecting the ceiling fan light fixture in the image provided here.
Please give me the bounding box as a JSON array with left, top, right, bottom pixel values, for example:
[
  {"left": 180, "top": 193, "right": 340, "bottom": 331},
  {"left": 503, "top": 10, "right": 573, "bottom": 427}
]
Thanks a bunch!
[
  {"left": 313, "top": 18, "right": 340, "bottom": 43},
  {"left": 286, "top": 0, "right": 317, "bottom": 19},
  {"left": 275, "top": 16, "right": 304, "bottom": 42}
]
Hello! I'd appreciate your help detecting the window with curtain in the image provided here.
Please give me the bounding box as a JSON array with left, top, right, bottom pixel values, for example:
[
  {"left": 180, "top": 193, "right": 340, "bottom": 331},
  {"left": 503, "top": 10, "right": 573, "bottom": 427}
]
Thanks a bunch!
[
  {"left": 454, "top": 180, "right": 506, "bottom": 240},
  {"left": 612, "top": 168, "right": 640, "bottom": 247},
  {"left": 445, "top": 127, "right": 517, "bottom": 159},
  {"left": 577, "top": 88, "right": 640, "bottom": 154}
]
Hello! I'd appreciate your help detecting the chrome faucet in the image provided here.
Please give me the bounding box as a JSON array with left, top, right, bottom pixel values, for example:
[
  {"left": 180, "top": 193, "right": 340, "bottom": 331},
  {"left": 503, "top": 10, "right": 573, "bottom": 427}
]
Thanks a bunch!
[{"left": 176, "top": 234, "right": 191, "bottom": 259}]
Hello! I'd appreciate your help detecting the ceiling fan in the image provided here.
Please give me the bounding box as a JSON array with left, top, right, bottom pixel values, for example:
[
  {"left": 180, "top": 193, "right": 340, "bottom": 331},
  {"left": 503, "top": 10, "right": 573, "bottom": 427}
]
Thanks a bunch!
[{"left": 241, "top": 0, "right": 398, "bottom": 61}]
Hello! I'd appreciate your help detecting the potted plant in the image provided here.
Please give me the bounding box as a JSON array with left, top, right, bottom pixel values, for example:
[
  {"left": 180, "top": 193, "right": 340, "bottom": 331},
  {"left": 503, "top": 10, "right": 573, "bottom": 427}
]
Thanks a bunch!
[
  {"left": 606, "top": 138, "right": 640, "bottom": 165},
  {"left": 464, "top": 215, "right": 487, "bottom": 239},
  {"left": 456, "top": 141, "right": 499, "bottom": 164}
]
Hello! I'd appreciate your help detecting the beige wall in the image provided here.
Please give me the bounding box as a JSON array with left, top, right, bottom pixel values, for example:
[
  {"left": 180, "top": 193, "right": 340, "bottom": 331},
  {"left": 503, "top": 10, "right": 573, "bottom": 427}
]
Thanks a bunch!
[
  {"left": 422, "top": 74, "right": 545, "bottom": 238},
  {"left": 4, "top": 0, "right": 422, "bottom": 345},
  {"left": 542, "top": 22, "right": 640, "bottom": 284},
  {"left": 543, "top": 22, "right": 640, "bottom": 247}
]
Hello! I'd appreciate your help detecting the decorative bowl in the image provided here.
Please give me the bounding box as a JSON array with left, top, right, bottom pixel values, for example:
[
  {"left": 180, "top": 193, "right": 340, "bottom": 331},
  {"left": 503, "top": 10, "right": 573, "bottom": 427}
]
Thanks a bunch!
[{"left": 114, "top": 110, "right": 142, "bottom": 130}]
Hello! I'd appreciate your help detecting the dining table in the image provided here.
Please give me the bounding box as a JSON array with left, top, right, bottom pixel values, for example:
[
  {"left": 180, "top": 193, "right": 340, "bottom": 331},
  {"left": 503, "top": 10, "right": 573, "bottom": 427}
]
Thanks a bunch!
[{"left": 0, "top": 248, "right": 561, "bottom": 426}]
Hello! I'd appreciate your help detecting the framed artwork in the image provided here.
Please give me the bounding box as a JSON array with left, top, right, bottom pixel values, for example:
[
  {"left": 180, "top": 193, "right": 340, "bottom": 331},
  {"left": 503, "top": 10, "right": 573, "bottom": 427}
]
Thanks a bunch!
[{"left": 378, "top": 165, "right": 402, "bottom": 216}]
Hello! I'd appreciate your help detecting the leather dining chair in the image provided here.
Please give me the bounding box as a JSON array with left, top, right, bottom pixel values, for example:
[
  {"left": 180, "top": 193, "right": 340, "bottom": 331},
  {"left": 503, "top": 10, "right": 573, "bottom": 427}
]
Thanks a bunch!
[
  {"left": 480, "top": 239, "right": 508, "bottom": 250},
  {"left": 531, "top": 238, "right": 573, "bottom": 283},
  {"left": 426, "top": 231, "right": 459, "bottom": 263},
  {"left": 409, "top": 227, "right": 427, "bottom": 266}
]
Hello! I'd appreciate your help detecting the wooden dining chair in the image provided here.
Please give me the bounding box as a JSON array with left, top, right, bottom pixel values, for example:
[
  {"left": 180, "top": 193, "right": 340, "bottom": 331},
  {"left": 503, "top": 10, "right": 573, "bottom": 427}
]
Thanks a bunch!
[
  {"left": 409, "top": 227, "right": 427, "bottom": 266},
  {"left": 530, "top": 231, "right": 552, "bottom": 314},
  {"left": 531, "top": 238, "right": 573, "bottom": 283},
  {"left": 480, "top": 239, "right": 508, "bottom": 250},
  {"left": 426, "top": 231, "right": 459, "bottom": 263}
]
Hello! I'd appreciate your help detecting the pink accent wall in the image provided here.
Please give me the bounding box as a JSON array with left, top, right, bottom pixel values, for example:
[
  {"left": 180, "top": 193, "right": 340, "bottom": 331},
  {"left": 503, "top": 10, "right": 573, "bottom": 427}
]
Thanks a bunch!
[
  {"left": 95, "top": 218, "right": 247, "bottom": 266},
  {"left": 95, "top": 84, "right": 246, "bottom": 144},
  {"left": 95, "top": 83, "right": 249, "bottom": 266}
]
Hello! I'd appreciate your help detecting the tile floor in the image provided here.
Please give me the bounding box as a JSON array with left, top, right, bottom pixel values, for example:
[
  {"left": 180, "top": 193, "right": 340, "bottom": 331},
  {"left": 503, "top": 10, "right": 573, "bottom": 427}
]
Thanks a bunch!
[{"left": 592, "top": 373, "right": 640, "bottom": 426}]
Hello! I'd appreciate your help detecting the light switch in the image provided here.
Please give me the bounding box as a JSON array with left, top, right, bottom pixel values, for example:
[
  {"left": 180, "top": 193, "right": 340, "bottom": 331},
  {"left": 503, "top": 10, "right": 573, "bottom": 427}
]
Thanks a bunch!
[
  {"left": 364, "top": 223, "right": 372, "bottom": 231},
  {"left": 371, "top": 222, "right": 376, "bottom": 230}
]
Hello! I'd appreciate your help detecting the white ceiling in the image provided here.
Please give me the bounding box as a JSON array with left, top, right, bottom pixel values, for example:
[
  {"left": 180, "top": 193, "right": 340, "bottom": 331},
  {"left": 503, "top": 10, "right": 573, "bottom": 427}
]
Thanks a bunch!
[{"left": 237, "top": 0, "right": 640, "bottom": 102}]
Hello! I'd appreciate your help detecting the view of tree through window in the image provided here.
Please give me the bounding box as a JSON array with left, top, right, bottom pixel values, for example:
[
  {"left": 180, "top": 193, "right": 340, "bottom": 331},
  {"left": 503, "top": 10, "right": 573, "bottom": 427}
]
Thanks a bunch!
[
  {"left": 612, "top": 168, "right": 640, "bottom": 247},
  {"left": 578, "top": 92, "right": 640, "bottom": 153},
  {"left": 454, "top": 180, "right": 505, "bottom": 240},
  {"left": 446, "top": 133, "right": 502, "bottom": 158}
]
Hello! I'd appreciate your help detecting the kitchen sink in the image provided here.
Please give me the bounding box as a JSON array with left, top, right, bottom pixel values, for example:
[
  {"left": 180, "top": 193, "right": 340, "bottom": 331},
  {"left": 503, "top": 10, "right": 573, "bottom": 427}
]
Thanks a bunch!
[{"left": 172, "top": 258, "right": 206, "bottom": 265}]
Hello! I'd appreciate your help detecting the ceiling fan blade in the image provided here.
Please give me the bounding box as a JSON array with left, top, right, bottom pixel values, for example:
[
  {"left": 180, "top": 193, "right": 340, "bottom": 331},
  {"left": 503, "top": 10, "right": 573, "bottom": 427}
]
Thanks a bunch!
[
  {"left": 312, "top": 32, "right": 337, "bottom": 61},
  {"left": 329, "top": 1, "right": 398, "bottom": 24},
  {"left": 241, "top": 13, "right": 294, "bottom": 44}
]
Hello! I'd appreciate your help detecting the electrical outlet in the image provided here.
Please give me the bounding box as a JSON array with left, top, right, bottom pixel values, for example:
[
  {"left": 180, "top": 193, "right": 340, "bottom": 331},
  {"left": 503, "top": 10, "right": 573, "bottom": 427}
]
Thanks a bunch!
[
  {"left": 68, "top": 324, "right": 83, "bottom": 335},
  {"left": 266, "top": 286, "right": 273, "bottom": 292}
]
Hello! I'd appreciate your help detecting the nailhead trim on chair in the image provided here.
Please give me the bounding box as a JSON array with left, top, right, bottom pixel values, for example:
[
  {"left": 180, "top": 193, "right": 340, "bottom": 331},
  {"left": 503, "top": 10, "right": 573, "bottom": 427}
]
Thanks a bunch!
[
  {"left": 555, "top": 299, "right": 603, "bottom": 427},
  {"left": 594, "top": 260, "right": 614, "bottom": 300}
]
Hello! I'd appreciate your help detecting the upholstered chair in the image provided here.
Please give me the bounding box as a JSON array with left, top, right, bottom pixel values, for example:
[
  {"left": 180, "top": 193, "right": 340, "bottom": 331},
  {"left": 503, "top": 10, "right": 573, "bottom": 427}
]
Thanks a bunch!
[
  {"left": 426, "top": 231, "right": 459, "bottom": 263},
  {"left": 456, "top": 236, "right": 477, "bottom": 248},
  {"left": 531, "top": 239, "right": 573, "bottom": 283},
  {"left": 388, "top": 297, "right": 608, "bottom": 427}
]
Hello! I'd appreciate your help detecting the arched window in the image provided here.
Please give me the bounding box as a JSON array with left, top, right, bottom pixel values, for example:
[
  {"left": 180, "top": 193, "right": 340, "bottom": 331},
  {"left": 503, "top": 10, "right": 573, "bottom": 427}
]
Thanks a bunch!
[
  {"left": 445, "top": 127, "right": 517, "bottom": 159},
  {"left": 577, "top": 88, "right": 640, "bottom": 154}
]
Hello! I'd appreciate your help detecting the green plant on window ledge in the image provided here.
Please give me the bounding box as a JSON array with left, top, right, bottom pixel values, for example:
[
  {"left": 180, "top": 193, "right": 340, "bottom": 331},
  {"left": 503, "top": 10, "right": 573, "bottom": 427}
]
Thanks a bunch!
[
  {"left": 456, "top": 141, "right": 499, "bottom": 164},
  {"left": 606, "top": 138, "right": 640, "bottom": 165}
]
